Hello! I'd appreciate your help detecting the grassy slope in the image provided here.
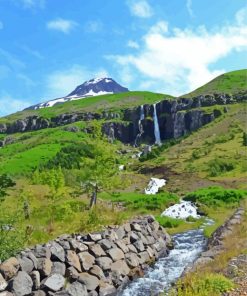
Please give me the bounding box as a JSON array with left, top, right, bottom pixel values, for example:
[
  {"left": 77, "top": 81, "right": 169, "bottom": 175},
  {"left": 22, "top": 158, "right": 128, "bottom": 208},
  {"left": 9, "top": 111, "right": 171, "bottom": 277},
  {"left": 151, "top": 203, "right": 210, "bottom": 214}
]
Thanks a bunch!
[
  {"left": 182, "top": 69, "right": 247, "bottom": 98},
  {"left": 138, "top": 103, "right": 247, "bottom": 194},
  {"left": 1, "top": 91, "right": 172, "bottom": 123}
]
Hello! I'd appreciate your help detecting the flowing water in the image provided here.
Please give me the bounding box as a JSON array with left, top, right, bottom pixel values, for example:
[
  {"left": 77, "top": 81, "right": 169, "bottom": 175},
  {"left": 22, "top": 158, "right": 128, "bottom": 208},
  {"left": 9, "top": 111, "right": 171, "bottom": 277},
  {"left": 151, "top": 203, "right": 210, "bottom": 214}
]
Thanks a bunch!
[
  {"left": 135, "top": 105, "right": 145, "bottom": 146},
  {"left": 153, "top": 103, "right": 161, "bottom": 145},
  {"left": 118, "top": 218, "right": 214, "bottom": 296}
]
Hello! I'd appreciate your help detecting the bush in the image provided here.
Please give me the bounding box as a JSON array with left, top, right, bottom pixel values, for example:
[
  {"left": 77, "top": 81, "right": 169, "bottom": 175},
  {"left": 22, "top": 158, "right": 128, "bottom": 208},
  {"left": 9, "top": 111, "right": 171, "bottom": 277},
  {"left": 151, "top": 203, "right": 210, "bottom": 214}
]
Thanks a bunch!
[
  {"left": 243, "top": 132, "right": 247, "bottom": 146},
  {"left": 156, "top": 216, "right": 183, "bottom": 228},
  {"left": 207, "top": 157, "right": 235, "bottom": 177},
  {"left": 184, "top": 186, "right": 247, "bottom": 206},
  {"left": 176, "top": 273, "right": 235, "bottom": 296}
]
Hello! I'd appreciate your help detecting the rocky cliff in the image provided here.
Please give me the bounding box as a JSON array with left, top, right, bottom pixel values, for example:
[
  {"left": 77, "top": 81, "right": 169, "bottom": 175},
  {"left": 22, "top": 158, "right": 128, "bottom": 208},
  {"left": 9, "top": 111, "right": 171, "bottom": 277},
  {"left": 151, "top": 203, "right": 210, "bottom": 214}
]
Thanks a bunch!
[
  {"left": 0, "top": 93, "right": 246, "bottom": 147},
  {"left": 0, "top": 216, "right": 171, "bottom": 295}
]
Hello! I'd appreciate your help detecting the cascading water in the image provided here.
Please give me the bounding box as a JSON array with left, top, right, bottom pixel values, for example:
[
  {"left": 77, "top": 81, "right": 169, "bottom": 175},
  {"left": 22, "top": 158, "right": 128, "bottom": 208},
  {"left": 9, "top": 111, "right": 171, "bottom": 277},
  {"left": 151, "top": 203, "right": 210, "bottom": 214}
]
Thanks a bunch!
[
  {"left": 153, "top": 103, "right": 161, "bottom": 145},
  {"left": 135, "top": 105, "right": 145, "bottom": 146}
]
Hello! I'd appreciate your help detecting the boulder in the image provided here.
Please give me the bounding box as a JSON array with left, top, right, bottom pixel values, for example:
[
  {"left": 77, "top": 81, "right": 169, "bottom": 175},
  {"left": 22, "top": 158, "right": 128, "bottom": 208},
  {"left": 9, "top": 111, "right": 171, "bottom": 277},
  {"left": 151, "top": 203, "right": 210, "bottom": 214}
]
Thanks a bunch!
[
  {"left": 32, "top": 291, "right": 46, "bottom": 296},
  {"left": 0, "top": 292, "right": 14, "bottom": 296},
  {"left": 89, "top": 265, "right": 105, "bottom": 280},
  {"left": 51, "top": 262, "right": 66, "bottom": 276},
  {"left": 10, "top": 271, "right": 33, "bottom": 296},
  {"left": 0, "top": 274, "right": 7, "bottom": 291},
  {"left": 116, "top": 226, "right": 126, "bottom": 240},
  {"left": 0, "top": 257, "right": 19, "bottom": 280},
  {"left": 111, "top": 260, "right": 130, "bottom": 276},
  {"left": 37, "top": 258, "right": 52, "bottom": 277},
  {"left": 133, "top": 241, "right": 145, "bottom": 252},
  {"left": 138, "top": 251, "right": 150, "bottom": 264},
  {"left": 127, "top": 244, "right": 137, "bottom": 253},
  {"left": 95, "top": 257, "right": 112, "bottom": 271},
  {"left": 19, "top": 256, "right": 34, "bottom": 273},
  {"left": 88, "top": 233, "right": 102, "bottom": 242},
  {"left": 125, "top": 253, "right": 140, "bottom": 268},
  {"left": 78, "top": 252, "right": 95, "bottom": 271},
  {"left": 99, "top": 282, "right": 116, "bottom": 296},
  {"left": 115, "top": 240, "right": 129, "bottom": 253},
  {"left": 78, "top": 273, "right": 99, "bottom": 291},
  {"left": 30, "top": 270, "right": 40, "bottom": 290},
  {"left": 107, "top": 248, "right": 124, "bottom": 261},
  {"left": 130, "top": 223, "right": 142, "bottom": 232},
  {"left": 65, "top": 267, "right": 79, "bottom": 280},
  {"left": 89, "top": 244, "right": 106, "bottom": 257},
  {"left": 69, "top": 239, "right": 88, "bottom": 253},
  {"left": 66, "top": 251, "right": 81, "bottom": 272},
  {"left": 49, "top": 242, "right": 65, "bottom": 262},
  {"left": 33, "top": 246, "right": 51, "bottom": 259},
  {"left": 98, "top": 239, "right": 114, "bottom": 251},
  {"left": 43, "top": 274, "right": 65, "bottom": 292},
  {"left": 129, "top": 232, "right": 139, "bottom": 243},
  {"left": 66, "top": 281, "right": 88, "bottom": 296}
]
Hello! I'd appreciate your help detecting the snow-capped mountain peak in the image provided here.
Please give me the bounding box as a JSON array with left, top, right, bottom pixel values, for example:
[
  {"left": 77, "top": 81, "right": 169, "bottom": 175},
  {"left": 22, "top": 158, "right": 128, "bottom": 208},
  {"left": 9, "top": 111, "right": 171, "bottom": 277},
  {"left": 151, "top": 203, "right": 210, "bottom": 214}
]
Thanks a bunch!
[{"left": 25, "top": 77, "right": 129, "bottom": 110}]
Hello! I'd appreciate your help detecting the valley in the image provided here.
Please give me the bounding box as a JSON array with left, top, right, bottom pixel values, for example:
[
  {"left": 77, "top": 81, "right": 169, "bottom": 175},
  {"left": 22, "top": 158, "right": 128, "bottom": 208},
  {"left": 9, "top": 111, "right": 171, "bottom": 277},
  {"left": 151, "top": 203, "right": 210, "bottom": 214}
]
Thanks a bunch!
[{"left": 0, "top": 69, "right": 246, "bottom": 295}]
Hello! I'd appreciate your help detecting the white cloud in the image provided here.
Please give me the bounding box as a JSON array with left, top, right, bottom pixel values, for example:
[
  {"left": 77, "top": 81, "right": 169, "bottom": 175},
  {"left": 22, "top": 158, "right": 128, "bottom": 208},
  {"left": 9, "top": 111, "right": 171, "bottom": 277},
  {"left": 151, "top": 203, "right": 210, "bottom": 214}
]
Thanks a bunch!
[
  {"left": 47, "top": 18, "right": 78, "bottom": 34},
  {"left": 19, "top": 44, "right": 44, "bottom": 59},
  {"left": 127, "top": 0, "right": 153, "bottom": 18},
  {"left": 0, "top": 21, "right": 3, "bottom": 30},
  {"left": 127, "top": 40, "right": 139, "bottom": 49},
  {"left": 45, "top": 65, "right": 109, "bottom": 99},
  {"left": 15, "top": 0, "right": 45, "bottom": 9},
  {"left": 109, "top": 8, "right": 247, "bottom": 96},
  {"left": 186, "top": 0, "right": 194, "bottom": 18},
  {"left": 0, "top": 92, "right": 31, "bottom": 116},
  {"left": 84, "top": 21, "right": 103, "bottom": 33}
]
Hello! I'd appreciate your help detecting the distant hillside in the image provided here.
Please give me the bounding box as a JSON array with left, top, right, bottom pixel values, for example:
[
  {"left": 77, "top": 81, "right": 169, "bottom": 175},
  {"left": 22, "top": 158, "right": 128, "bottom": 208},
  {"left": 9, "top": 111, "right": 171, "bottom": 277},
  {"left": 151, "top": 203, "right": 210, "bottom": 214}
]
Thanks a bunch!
[{"left": 182, "top": 69, "right": 247, "bottom": 98}]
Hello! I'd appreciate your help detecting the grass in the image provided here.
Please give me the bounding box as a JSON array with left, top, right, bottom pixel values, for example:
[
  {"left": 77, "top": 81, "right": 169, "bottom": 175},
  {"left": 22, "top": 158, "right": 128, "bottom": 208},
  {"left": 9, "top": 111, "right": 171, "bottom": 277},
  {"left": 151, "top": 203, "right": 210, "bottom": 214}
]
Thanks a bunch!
[
  {"left": 183, "top": 69, "right": 247, "bottom": 97},
  {"left": 1, "top": 91, "right": 172, "bottom": 123}
]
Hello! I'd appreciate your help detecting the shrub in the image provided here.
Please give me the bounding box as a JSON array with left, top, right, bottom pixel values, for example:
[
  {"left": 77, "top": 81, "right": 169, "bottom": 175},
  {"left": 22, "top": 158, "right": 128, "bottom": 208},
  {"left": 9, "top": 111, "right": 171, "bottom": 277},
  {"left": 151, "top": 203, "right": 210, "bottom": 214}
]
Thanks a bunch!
[
  {"left": 243, "top": 132, "right": 247, "bottom": 146},
  {"left": 207, "top": 157, "right": 235, "bottom": 177},
  {"left": 156, "top": 216, "right": 183, "bottom": 228},
  {"left": 184, "top": 186, "right": 247, "bottom": 206}
]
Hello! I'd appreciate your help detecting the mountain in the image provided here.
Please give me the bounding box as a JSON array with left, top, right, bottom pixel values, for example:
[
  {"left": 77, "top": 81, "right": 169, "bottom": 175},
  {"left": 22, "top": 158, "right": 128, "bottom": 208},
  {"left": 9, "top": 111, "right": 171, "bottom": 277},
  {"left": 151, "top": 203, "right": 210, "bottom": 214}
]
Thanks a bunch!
[
  {"left": 25, "top": 77, "right": 129, "bottom": 110},
  {"left": 182, "top": 69, "right": 247, "bottom": 98}
]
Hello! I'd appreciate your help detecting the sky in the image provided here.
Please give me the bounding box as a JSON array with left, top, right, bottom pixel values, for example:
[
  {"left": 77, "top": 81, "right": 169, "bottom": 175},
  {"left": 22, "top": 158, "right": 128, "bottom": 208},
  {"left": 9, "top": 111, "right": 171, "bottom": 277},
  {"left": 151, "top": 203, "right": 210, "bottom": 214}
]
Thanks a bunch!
[{"left": 0, "top": 0, "right": 247, "bottom": 116}]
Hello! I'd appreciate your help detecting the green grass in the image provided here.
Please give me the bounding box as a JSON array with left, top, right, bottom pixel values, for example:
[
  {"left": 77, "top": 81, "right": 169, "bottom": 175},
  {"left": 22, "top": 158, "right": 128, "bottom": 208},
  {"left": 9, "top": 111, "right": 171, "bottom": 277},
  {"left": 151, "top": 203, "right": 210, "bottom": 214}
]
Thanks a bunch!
[
  {"left": 183, "top": 69, "right": 247, "bottom": 97},
  {"left": 1, "top": 91, "right": 172, "bottom": 122}
]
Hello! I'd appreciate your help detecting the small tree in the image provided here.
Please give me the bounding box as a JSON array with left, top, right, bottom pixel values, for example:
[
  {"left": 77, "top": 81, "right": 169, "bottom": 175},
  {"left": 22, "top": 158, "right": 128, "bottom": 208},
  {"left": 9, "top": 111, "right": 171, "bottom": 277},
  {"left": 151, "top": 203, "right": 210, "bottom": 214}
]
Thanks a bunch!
[
  {"left": 0, "top": 174, "right": 16, "bottom": 202},
  {"left": 243, "top": 132, "right": 247, "bottom": 146}
]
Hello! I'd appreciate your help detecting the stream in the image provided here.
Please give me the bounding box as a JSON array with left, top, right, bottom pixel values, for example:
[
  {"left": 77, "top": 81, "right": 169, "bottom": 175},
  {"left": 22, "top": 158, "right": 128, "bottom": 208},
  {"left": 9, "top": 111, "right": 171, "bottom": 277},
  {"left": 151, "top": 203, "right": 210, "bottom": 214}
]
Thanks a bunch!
[{"left": 118, "top": 218, "right": 214, "bottom": 296}]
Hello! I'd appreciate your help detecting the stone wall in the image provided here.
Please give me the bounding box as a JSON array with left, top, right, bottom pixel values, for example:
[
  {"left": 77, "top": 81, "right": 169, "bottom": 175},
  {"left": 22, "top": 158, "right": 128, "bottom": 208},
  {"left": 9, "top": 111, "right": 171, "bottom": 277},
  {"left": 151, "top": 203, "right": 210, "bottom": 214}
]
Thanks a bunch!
[{"left": 0, "top": 216, "right": 171, "bottom": 296}]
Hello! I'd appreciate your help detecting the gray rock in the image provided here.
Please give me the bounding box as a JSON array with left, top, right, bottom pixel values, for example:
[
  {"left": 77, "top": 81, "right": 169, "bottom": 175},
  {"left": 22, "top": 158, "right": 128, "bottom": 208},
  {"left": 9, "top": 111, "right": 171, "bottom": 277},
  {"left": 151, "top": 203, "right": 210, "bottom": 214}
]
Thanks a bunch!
[
  {"left": 89, "top": 244, "right": 106, "bottom": 257},
  {"left": 52, "top": 262, "right": 66, "bottom": 276},
  {"left": 107, "top": 248, "right": 124, "bottom": 261},
  {"left": 30, "top": 270, "right": 40, "bottom": 290},
  {"left": 111, "top": 260, "right": 130, "bottom": 276},
  {"left": 66, "top": 281, "right": 88, "bottom": 296},
  {"left": 138, "top": 251, "right": 150, "bottom": 264},
  {"left": 98, "top": 239, "right": 114, "bottom": 251},
  {"left": 19, "top": 256, "right": 34, "bottom": 273},
  {"left": 133, "top": 240, "right": 145, "bottom": 252},
  {"left": 146, "top": 246, "right": 155, "bottom": 258},
  {"left": 32, "top": 291, "right": 46, "bottom": 296},
  {"left": 27, "top": 252, "right": 38, "bottom": 269},
  {"left": 115, "top": 240, "right": 129, "bottom": 253},
  {"left": 0, "top": 292, "right": 14, "bottom": 296},
  {"left": 129, "top": 232, "right": 139, "bottom": 243},
  {"left": 78, "top": 252, "right": 95, "bottom": 271},
  {"left": 88, "top": 292, "right": 98, "bottom": 296},
  {"left": 99, "top": 282, "right": 116, "bottom": 296},
  {"left": 43, "top": 274, "right": 65, "bottom": 292},
  {"left": 58, "top": 240, "right": 70, "bottom": 250},
  {"left": 130, "top": 223, "right": 141, "bottom": 232},
  {"left": 146, "top": 236, "right": 155, "bottom": 245},
  {"left": 95, "top": 257, "right": 112, "bottom": 271},
  {"left": 10, "top": 271, "right": 33, "bottom": 296},
  {"left": 37, "top": 258, "right": 52, "bottom": 277},
  {"left": 123, "top": 223, "right": 131, "bottom": 232},
  {"left": 89, "top": 265, "right": 105, "bottom": 280},
  {"left": 0, "top": 274, "right": 7, "bottom": 291},
  {"left": 127, "top": 244, "right": 137, "bottom": 253},
  {"left": 116, "top": 226, "right": 126, "bottom": 240},
  {"left": 49, "top": 242, "right": 65, "bottom": 262},
  {"left": 69, "top": 239, "right": 88, "bottom": 253},
  {"left": 34, "top": 245, "right": 51, "bottom": 259},
  {"left": 0, "top": 257, "right": 20, "bottom": 280},
  {"left": 66, "top": 251, "right": 81, "bottom": 272},
  {"left": 78, "top": 273, "right": 99, "bottom": 291},
  {"left": 125, "top": 253, "right": 139, "bottom": 268},
  {"left": 88, "top": 233, "right": 102, "bottom": 242},
  {"left": 65, "top": 267, "right": 79, "bottom": 280}
]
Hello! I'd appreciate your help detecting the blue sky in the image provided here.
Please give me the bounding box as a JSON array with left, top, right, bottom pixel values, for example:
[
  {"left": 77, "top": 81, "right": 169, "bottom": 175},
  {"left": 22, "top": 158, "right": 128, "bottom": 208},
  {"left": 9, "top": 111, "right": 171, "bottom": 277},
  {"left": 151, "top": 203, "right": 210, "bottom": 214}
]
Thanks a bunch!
[{"left": 0, "top": 0, "right": 247, "bottom": 116}]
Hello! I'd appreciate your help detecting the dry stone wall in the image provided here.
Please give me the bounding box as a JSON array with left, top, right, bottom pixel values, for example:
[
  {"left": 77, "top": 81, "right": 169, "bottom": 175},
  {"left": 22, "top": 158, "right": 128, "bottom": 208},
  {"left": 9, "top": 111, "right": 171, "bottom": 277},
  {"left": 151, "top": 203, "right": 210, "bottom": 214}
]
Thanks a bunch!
[{"left": 0, "top": 216, "right": 171, "bottom": 296}]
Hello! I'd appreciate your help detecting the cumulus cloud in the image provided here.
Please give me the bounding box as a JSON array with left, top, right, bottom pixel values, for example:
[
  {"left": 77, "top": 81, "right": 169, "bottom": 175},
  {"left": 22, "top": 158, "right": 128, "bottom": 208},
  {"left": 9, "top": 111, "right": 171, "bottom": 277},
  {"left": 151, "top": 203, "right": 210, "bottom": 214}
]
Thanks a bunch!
[
  {"left": 108, "top": 8, "right": 247, "bottom": 95},
  {"left": 84, "top": 21, "right": 103, "bottom": 33},
  {"left": 127, "top": 0, "right": 153, "bottom": 18},
  {"left": 47, "top": 18, "right": 78, "bottom": 34},
  {"left": 0, "top": 92, "right": 31, "bottom": 116},
  {"left": 127, "top": 40, "right": 139, "bottom": 49},
  {"left": 45, "top": 65, "right": 109, "bottom": 99}
]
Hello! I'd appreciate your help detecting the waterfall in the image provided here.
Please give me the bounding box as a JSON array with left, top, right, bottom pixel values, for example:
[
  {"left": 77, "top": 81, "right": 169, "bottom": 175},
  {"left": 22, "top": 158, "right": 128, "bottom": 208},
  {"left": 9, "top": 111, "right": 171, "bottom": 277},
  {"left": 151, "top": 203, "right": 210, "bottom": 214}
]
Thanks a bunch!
[
  {"left": 134, "top": 105, "right": 145, "bottom": 146},
  {"left": 153, "top": 103, "right": 161, "bottom": 145}
]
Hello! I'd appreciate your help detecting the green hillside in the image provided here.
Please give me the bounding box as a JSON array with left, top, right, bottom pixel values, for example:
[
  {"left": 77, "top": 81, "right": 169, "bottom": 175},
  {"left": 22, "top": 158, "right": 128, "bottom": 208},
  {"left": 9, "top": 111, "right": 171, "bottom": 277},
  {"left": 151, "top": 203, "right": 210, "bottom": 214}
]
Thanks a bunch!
[
  {"left": 1, "top": 91, "right": 172, "bottom": 123},
  {"left": 183, "top": 69, "right": 247, "bottom": 98}
]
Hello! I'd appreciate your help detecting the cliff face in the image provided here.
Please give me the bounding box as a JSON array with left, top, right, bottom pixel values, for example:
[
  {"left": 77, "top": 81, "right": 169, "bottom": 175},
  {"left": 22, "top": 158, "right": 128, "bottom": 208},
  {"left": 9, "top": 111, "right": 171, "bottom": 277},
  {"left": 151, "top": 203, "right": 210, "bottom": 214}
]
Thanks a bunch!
[{"left": 0, "top": 93, "right": 245, "bottom": 146}]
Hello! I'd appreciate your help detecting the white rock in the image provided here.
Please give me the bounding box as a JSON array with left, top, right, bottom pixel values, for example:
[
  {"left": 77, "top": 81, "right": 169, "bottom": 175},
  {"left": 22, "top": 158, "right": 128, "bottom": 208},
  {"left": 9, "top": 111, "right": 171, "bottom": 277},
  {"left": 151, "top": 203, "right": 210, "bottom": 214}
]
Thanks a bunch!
[{"left": 145, "top": 178, "right": 166, "bottom": 195}]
